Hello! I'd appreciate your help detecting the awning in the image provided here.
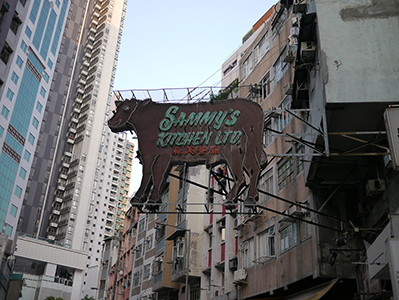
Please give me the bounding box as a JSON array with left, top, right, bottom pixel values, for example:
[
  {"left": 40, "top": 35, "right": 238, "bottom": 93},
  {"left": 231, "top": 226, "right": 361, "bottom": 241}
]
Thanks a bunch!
[
  {"left": 166, "top": 230, "right": 186, "bottom": 241},
  {"left": 282, "top": 278, "right": 339, "bottom": 300}
]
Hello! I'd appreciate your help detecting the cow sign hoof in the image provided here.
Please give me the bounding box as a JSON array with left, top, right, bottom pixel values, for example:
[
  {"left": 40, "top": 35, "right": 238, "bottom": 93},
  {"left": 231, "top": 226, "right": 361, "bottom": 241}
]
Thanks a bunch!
[{"left": 223, "top": 200, "right": 236, "bottom": 211}]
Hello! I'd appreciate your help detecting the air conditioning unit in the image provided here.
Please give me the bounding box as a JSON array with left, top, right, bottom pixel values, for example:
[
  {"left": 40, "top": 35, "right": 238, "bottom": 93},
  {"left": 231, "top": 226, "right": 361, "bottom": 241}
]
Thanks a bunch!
[
  {"left": 293, "top": 0, "right": 307, "bottom": 13},
  {"left": 290, "top": 27, "right": 300, "bottom": 36},
  {"left": 366, "top": 179, "right": 386, "bottom": 195},
  {"left": 289, "top": 204, "right": 305, "bottom": 218},
  {"left": 233, "top": 269, "right": 248, "bottom": 285},
  {"left": 155, "top": 256, "right": 163, "bottom": 262},
  {"left": 218, "top": 221, "right": 225, "bottom": 230},
  {"left": 145, "top": 236, "right": 152, "bottom": 241},
  {"left": 229, "top": 259, "right": 238, "bottom": 269},
  {"left": 249, "top": 83, "right": 261, "bottom": 95},
  {"left": 300, "top": 42, "right": 316, "bottom": 62},
  {"left": 284, "top": 83, "right": 293, "bottom": 95},
  {"left": 233, "top": 216, "right": 245, "bottom": 230},
  {"left": 148, "top": 293, "right": 157, "bottom": 300},
  {"left": 267, "top": 107, "right": 281, "bottom": 119}
]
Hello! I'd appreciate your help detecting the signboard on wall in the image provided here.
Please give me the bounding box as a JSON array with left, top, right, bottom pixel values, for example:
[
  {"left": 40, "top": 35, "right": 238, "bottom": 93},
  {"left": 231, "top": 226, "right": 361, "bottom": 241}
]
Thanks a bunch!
[{"left": 384, "top": 107, "right": 399, "bottom": 170}]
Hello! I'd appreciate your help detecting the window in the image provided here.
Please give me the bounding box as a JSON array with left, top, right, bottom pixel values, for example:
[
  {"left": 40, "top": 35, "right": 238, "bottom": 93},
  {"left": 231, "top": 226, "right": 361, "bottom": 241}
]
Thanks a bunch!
[
  {"left": 6, "top": 89, "right": 14, "bottom": 101},
  {"left": 135, "top": 244, "right": 142, "bottom": 259},
  {"left": 43, "top": 72, "right": 49, "bottom": 83},
  {"left": 173, "top": 238, "right": 185, "bottom": 259},
  {"left": 258, "top": 226, "right": 275, "bottom": 258},
  {"left": 10, "top": 14, "right": 22, "bottom": 34},
  {"left": 259, "top": 168, "right": 273, "bottom": 203},
  {"left": 36, "top": 101, "right": 43, "bottom": 112},
  {"left": 154, "top": 256, "right": 163, "bottom": 274},
  {"left": 10, "top": 205, "right": 17, "bottom": 217},
  {"left": 280, "top": 222, "right": 298, "bottom": 252},
  {"left": 40, "top": 87, "right": 46, "bottom": 97},
  {"left": 263, "top": 119, "right": 273, "bottom": 148},
  {"left": 19, "top": 168, "right": 27, "bottom": 179},
  {"left": 32, "top": 117, "right": 39, "bottom": 129},
  {"left": 1, "top": 106, "right": 9, "bottom": 119},
  {"left": 276, "top": 97, "right": 292, "bottom": 132},
  {"left": 15, "top": 186, "right": 22, "bottom": 198},
  {"left": 0, "top": 43, "right": 13, "bottom": 64},
  {"left": 20, "top": 40, "right": 27, "bottom": 53},
  {"left": 132, "top": 270, "right": 142, "bottom": 287},
  {"left": 138, "top": 218, "right": 145, "bottom": 232},
  {"left": 0, "top": 126, "right": 3, "bottom": 138},
  {"left": 242, "top": 239, "right": 254, "bottom": 269},
  {"left": 156, "top": 223, "right": 165, "bottom": 241},
  {"left": 274, "top": 49, "right": 289, "bottom": 83},
  {"left": 300, "top": 202, "right": 312, "bottom": 241},
  {"left": 145, "top": 234, "right": 153, "bottom": 251},
  {"left": 262, "top": 71, "right": 271, "bottom": 101},
  {"left": 4, "top": 225, "right": 13, "bottom": 237},
  {"left": 296, "top": 144, "right": 304, "bottom": 174},
  {"left": 28, "top": 133, "right": 35, "bottom": 145},
  {"left": 16, "top": 56, "right": 23, "bottom": 68},
  {"left": 24, "top": 150, "right": 31, "bottom": 162},
  {"left": 11, "top": 72, "right": 19, "bottom": 84},
  {"left": 277, "top": 152, "right": 294, "bottom": 191},
  {"left": 143, "top": 264, "right": 151, "bottom": 280},
  {"left": 47, "top": 58, "right": 53, "bottom": 70},
  {"left": 25, "top": 26, "right": 32, "bottom": 38}
]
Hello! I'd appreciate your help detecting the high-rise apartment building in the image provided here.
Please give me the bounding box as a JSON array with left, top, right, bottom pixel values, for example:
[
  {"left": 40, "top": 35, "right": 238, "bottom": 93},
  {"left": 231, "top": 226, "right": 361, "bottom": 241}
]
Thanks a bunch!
[
  {"left": 0, "top": 0, "right": 132, "bottom": 297},
  {"left": 0, "top": 0, "right": 70, "bottom": 240}
]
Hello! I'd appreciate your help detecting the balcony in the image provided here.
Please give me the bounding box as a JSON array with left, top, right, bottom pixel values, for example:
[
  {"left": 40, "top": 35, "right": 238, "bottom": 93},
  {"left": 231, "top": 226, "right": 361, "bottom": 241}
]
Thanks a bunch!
[
  {"left": 70, "top": 116, "right": 78, "bottom": 124},
  {"left": 55, "top": 232, "right": 66, "bottom": 239},
  {"left": 68, "top": 127, "right": 76, "bottom": 134},
  {"left": 55, "top": 197, "right": 63, "bottom": 203},
  {"left": 60, "top": 206, "right": 71, "bottom": 214},
  {"left": 66, "top": 136, "right": 74, "bottom": 144},
  {"left": 52, "top": 209, "right": 61, "bottom": 215},
  {"left": 70, "top": 158, "right": 79, "bottom": 167},
  {"left": 64, "top": 151, "right": 72, "bottom": 157},
  {"left": 50, "top": 222, "right": 58, "bottom": 228},
  {"left": 65, "top": 182, "right": 75, "bottom": 191},
  {"left": 57, "top": 185, "right": 65, "bottom": 192},
  {"left": 59, "top": 173, "right": 67, "bottom": 180},
  {"left": 59, "top": 219, "right": 68, "bottom": 226}
]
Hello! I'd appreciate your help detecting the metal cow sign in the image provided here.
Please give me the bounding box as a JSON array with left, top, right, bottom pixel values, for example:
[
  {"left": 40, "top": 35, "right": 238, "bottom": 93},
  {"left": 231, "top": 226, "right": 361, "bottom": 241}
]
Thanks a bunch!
[{"left": 108, "top": 98, "right": 266, "bottom": 211}]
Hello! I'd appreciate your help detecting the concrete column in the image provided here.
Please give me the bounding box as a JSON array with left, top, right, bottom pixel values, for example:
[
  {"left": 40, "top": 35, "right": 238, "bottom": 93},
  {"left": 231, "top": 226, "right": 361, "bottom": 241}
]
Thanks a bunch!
[{"left": 71, "top": 269, "right": 84, "bottom": 300}]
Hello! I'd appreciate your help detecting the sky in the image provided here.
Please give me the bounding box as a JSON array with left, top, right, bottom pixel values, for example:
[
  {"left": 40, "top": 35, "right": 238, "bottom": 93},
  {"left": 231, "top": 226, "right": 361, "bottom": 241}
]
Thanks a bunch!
[{"left": 113, "top": 0, "right": 278, "bottom": 193}]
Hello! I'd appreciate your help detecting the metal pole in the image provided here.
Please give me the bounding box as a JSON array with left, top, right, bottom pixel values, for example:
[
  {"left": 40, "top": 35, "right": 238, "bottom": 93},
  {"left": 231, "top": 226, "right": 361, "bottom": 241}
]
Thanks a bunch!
[{"left": 185, "top": 228, "right": 191, "bottom": 300}]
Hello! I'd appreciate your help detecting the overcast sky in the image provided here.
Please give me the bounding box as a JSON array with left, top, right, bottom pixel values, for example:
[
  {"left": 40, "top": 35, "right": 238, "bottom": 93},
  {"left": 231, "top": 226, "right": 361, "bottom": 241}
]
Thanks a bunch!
[{"left": 113, "top": 0, "right": 278, "bottom": 193}]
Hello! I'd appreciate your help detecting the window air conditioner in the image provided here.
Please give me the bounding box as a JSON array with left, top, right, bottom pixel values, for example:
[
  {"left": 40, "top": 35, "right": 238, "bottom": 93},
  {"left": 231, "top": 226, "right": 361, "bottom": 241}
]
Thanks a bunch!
[
  {"left": 289, "top": 204, "right": 305, "bottom": 218},
  {"left": 293, "top": 0, "right": 307, "bottom": 13},
  {"left": 300, "top": 42, "right": 316, "bottom": 62},
  {"left": 229, "top": 259, "right": 238, "bottom": 269},
  {"left": 366, "top": 179, "right": 386, "bottom": 195}
]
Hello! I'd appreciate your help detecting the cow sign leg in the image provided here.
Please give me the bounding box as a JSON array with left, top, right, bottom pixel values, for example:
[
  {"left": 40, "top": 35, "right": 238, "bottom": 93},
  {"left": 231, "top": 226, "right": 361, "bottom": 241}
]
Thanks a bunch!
[
  {"left": 224, "top": 155, "right": 246, "bottom": 211},
  {"left": 244, "top": 148, "right": 262, "bottom": 208},
  {"left": 146, "top": 157, "right": 170, "bottom": 212}
]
